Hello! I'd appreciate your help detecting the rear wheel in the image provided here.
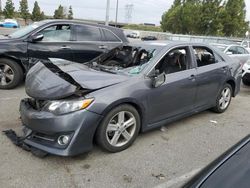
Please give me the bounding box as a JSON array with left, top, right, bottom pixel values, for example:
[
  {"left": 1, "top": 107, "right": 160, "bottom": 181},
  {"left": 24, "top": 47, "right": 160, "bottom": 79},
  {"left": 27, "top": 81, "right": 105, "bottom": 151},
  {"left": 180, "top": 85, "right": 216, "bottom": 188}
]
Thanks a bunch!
[
  {"left": 212, "top": 84, "right": 232, "bottom": 113},
  {"left": 0, "top": 59, "right": 23, "bottom": 89},
  {"left": 96, "top": 104, "right": 140, "bottom": 153}
]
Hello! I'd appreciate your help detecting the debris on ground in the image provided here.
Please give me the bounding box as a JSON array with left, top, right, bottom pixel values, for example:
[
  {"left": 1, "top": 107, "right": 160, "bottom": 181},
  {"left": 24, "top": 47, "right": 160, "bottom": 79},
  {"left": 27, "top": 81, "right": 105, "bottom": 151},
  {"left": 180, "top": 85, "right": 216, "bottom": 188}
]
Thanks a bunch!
[
  {"left": 209, "top": 120, "right": 218, "bottom": 125},
  {"left": 82, "top": 164, "right": 91, "bottom": 169},
  {"left": 123, "top": 175, "right": 132, "bottom": 183},
  {"left": 152, "top": 173, "right": 166, "bottom": 180},
  {"left": 160, "top": 127, "right": 168, "bottom": 132}
]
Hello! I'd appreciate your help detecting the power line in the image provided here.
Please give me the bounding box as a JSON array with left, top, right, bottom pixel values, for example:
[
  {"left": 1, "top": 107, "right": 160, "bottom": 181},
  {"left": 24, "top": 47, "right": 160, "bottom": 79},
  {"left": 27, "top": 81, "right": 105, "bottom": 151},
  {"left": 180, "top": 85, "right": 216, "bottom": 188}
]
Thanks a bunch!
[{"left": 125, "top": 3, "right": 133, "bottom": 23}]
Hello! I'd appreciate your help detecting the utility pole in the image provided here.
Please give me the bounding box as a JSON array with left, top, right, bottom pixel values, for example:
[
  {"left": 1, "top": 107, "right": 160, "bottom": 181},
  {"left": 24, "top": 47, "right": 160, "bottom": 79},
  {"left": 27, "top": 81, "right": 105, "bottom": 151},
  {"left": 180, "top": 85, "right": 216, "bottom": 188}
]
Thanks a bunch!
[
  {"left": 115, "top": 0, "right": 119, "bottom": 27},
  {"left": 105, "top": 0, "right": 110, "bottom": 26},
  {"left": 0, "top": 0, "right": 2, "bottom": 14}
]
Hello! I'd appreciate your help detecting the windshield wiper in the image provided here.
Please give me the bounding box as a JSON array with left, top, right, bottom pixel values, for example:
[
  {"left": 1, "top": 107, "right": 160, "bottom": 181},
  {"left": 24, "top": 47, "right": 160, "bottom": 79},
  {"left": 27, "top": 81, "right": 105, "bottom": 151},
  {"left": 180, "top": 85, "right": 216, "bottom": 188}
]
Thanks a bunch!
[{"left": 90, "top": 63, "right": 117, "bottom": 74}]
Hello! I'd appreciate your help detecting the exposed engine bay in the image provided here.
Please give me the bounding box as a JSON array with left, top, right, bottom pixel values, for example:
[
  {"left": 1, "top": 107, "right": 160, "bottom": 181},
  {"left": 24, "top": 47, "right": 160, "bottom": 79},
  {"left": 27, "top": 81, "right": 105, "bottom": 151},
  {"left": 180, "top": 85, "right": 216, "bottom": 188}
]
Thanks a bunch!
[{"left": 86, "top": 45, "right": 155, "bottom": 72}]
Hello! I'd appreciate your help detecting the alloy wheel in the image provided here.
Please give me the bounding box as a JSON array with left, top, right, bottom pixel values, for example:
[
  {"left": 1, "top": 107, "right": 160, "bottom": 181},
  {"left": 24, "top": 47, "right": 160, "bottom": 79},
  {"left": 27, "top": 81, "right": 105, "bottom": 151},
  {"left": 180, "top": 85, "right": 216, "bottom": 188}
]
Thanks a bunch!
[
  {"left": 0, "top": 63, "right": 14, "bottom": 86},
  {"left": 219, "top": 87, "right": 231, "bottom": 110},
  {"left": 106, "top": 111, "right": 136, "bottom": 147}
]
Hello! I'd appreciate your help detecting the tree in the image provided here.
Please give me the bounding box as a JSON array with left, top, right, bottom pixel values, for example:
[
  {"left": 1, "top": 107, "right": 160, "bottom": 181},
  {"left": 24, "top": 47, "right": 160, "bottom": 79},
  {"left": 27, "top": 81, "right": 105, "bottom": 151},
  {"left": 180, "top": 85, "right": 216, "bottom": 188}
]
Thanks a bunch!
[
  {"left": 68, "top": 6, "right": 73, "bottom": 19},
  {"left": 197, "top": 0, "right": 224, "bottom": 36},
  {"left": 54, "top": 5, "right": 66, "bottom": 19},
  {"left": 3, "top": 0, "right": 15, "bottom": 18},
  {"left": 19, "top": 0, "right": 30, "bottom": 24},
  {"left": 223, "top": 0, "right": 249, "bottom": 37},
  {"left": 31, "top": 1, "right": 43, "bottom": 21},
  {"left": 160, "top": 0, "right": 249, "bottom": 37}
]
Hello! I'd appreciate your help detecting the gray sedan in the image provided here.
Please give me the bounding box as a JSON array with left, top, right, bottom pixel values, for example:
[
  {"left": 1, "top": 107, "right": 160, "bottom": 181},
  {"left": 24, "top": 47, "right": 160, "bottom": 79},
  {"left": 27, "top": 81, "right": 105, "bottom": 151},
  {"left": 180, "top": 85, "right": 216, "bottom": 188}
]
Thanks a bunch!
[{"left": 15, "top": 41, "right": 242, "bottom": 156}]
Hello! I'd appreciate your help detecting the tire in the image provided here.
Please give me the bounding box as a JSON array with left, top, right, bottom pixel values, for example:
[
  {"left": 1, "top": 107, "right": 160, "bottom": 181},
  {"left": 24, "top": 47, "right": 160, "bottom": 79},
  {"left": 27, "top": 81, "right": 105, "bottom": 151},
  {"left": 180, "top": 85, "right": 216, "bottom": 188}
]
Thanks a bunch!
[
  {"left": 212, "top": 84, "right": 232, "bottom": 113},
  {"left": 242, "top": 76, "right": 250, "bottom": 86},
  {"left": 0, "top": 58, "right": 24, "bottom": 89},
  {"left": 96, "top": 104, "right": 141, "bottom": 153}
]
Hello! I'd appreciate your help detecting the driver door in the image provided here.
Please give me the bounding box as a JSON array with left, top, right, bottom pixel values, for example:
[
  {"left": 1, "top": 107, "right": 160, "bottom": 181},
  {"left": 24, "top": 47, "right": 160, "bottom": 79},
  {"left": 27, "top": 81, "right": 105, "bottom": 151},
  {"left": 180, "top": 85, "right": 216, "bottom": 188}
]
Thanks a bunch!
[
  {"left": 147, "top": 46, "right": 197, "bottom": 124},
  {"left": 27, "top": 24, "right": 74, "bottom": 67}
]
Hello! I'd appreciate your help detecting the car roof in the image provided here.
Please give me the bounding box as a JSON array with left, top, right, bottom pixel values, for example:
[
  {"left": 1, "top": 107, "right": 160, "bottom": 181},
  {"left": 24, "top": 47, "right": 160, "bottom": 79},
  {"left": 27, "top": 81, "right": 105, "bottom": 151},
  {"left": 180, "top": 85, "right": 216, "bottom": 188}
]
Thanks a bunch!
[{"left": 40, "top": 19, "right": 128, "bottom": 42}]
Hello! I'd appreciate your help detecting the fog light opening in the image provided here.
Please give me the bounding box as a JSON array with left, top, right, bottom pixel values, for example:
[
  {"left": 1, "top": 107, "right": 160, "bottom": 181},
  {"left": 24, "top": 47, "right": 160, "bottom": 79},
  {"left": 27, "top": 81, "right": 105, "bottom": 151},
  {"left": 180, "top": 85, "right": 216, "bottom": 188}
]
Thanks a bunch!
[{"left": 58, "top": 135, "right": 70, "bottom": 145}]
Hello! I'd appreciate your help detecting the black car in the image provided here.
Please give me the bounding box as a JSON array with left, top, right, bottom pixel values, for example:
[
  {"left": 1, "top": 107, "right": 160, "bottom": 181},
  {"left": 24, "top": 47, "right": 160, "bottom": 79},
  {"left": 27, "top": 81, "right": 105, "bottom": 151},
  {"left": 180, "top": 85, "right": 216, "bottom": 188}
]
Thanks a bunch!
[
  {"left": 0, "top": 19, "right": 128, "bottom": 89},
  {"left": 184, "top": 135, "right": 250, "bottom": 188},
  {"left": 141, "top": 36, "right": 157, "bottom": 41},
  {"left": 5, "top": 41, "right": 242, "bottom": 156}
]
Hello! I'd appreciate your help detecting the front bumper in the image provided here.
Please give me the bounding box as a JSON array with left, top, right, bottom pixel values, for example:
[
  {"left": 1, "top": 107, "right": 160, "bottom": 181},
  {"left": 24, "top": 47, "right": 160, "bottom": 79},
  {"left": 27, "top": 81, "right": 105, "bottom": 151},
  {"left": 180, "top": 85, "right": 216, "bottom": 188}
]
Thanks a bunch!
[{"left": 19, "top": 99, "right": 103, "bottom": 156}]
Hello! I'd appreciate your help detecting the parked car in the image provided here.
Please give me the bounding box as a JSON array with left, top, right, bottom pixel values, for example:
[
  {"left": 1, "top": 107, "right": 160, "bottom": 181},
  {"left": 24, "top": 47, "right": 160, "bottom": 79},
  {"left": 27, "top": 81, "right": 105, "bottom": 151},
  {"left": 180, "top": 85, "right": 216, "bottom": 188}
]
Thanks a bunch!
[
  {"left": 183, "top": 135, "right": 250, "bottom": 188},
  {"left": 211, "top": 43, "right": 250, "bottom": 65},
  {"left": 141, "top": 36, "right": 157, "bottom": 41},
  {"left": 241, "top": 40, "right": 250, "bottom": 53},
  {"left": 211, "top": 43, "right": 250, "bottom": 86},
  {"left": 0, "top": 19, "right": 19, "bottom": 28},
  {"left": 127, "top": 31, "right": 140, "bottom": 38},
  {"left": 242, "top": 61, "right": 250, "bottom": 85},
  {"left": 9, "top": 41, "right": 241, "bottom": 156},
  {"left": 0, "top": 19, "right": 128, "bottom": 89}
]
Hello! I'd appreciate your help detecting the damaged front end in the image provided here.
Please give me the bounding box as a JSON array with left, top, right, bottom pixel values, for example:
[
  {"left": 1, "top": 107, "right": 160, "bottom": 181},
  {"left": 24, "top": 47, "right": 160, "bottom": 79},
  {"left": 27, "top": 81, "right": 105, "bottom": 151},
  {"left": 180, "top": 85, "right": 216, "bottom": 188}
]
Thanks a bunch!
[
  {"left": 4, "top": 59, "right": 130, "bottom": 156},
  {"left": 4, "top": 44, "right": 156, "bottom": 156}
]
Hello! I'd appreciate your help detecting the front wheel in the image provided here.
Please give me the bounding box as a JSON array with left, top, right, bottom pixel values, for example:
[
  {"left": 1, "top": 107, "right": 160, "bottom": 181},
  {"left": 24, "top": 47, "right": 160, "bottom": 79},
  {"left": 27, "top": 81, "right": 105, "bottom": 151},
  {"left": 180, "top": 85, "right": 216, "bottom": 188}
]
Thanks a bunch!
[
  {"left": 212, "top": 84, "right": 232, "bottom": 113},
  {"left": 96, "top": 104, "right": 140, "bottom": 153},
  {"left": 0, "top": 59, "right": 23, "bottom": 89}
]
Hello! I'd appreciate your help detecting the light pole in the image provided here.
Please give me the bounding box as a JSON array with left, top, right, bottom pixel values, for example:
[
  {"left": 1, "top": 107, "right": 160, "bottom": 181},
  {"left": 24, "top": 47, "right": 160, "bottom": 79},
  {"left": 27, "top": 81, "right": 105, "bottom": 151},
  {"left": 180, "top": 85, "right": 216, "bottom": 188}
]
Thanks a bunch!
[
  {"left": 105, "top": 0, "right": 110, "bottom": 26},
  {"left": 115, "top": 0, "right": 119, "bottom": 27}
]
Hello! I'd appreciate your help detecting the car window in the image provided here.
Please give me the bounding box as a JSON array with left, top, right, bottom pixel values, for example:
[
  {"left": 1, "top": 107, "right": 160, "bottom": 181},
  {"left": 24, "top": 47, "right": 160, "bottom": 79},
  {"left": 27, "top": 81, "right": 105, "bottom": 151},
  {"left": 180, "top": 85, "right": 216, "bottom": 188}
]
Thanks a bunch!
[
  {"left": 156, "top": 47, "right": 190, "bottom": 74},
  {"left": 39, "top": 24, "right": 71, "bottom": 42},
  {"left": 75, "top": 25, "right": 101, "bottom": 41},
  {"left": 102, "top": 29, "right": 121, "bottom": 42},
  {"left": 227, "top": 46, "right": 238, "bottom": 54},
  {"left": 237, "top": 46, "right": 248, "bottom": 54},
  {"left": 193, "top": 47, "right": 216, "bottom": 67}
]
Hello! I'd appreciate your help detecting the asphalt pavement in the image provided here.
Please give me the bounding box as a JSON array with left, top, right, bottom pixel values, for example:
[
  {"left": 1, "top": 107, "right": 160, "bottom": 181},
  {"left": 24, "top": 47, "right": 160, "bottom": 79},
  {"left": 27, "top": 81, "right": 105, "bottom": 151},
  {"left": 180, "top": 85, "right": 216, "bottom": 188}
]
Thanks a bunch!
[{"left": 0, "top": 84, "right": 250, "bottom": 188}]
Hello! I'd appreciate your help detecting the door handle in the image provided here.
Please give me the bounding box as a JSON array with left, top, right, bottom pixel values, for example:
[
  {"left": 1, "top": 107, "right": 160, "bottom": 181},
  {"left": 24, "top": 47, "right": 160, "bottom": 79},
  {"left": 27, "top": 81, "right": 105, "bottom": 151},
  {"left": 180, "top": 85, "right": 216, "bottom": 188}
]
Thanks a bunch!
[
  {"left": 188, "top": 74, "right": 195, "bottom": 80},
  {"left": 98, "top": 45, "right": 108, "bottom": 49},
  {"left": 60, "top": 46, "right": 71, "bottom": 50}
]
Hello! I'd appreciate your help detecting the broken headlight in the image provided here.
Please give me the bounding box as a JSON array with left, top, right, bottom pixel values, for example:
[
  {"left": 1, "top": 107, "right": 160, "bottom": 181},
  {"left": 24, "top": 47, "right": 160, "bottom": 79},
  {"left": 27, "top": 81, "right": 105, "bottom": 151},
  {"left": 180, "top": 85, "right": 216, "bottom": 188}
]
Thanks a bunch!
[{"left": 43, "top": 98, "right": 94, "bottom": 115}]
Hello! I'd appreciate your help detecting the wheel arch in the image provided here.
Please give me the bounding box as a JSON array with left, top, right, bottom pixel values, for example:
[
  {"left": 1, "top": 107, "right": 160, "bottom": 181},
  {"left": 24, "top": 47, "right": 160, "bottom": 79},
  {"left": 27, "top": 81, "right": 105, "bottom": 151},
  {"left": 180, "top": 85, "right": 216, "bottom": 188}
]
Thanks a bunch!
[
  {"left": 226, "top": 79, "right": 236, "bottom": 97},
  {"left": 0, "top": 55, "right": 26, "bottom": 74},
  {"left": 99, "top": 98, "right": 146, "bottom": 133}
]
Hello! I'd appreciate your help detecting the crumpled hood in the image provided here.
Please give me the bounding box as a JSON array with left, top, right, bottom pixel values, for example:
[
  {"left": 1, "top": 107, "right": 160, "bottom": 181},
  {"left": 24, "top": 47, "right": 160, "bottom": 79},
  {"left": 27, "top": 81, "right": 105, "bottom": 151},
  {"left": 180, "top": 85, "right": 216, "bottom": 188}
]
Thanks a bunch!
[{"left": 25, "top": 59, "right": 129, "bottom": 100}]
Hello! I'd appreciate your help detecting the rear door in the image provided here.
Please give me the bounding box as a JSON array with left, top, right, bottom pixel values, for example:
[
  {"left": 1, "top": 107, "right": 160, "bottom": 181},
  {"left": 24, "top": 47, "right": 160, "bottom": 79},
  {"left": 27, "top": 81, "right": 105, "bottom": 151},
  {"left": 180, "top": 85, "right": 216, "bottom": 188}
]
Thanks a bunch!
[
  {"left": 101, "top": 28, "right": 123, "bottom": 49},
  {"left": 71, "top": 24, "right": 107, "bottom": 63},
  {"left": 192, "top": 46, "right": 229, "bottom": 108},
  {"left": 27, "top": 24, "right": 74, "bottom": 67}
]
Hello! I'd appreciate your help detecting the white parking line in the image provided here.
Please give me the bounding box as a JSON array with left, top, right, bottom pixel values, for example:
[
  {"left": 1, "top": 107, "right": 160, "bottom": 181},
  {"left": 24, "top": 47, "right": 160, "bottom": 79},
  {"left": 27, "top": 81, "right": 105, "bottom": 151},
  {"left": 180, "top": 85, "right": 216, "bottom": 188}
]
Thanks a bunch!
[{"left": 155, "top": 168, "right": 202, "bottom": 188}]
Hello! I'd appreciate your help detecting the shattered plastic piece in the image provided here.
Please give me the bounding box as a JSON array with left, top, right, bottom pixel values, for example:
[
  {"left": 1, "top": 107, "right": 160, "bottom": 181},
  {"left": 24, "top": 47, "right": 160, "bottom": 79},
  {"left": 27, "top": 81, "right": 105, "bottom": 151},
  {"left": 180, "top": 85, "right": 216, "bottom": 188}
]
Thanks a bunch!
[
  {"left": 152, "top": 173, "right": 166, "bottom": 180},
  {"left": 210, "top": 120, "right": 218, "bottom": 124},
  {"left": 3, "top": 129, "right": 26, "bottom": 147},
  {"left": 123, "top": 175, "right": 132, "bottom": 183},
  {"left": 3, "top": 129, "right": 48, "bottom": 158},
  {"left": 160, "top": 126, "right": 168, "bottom": 132}
]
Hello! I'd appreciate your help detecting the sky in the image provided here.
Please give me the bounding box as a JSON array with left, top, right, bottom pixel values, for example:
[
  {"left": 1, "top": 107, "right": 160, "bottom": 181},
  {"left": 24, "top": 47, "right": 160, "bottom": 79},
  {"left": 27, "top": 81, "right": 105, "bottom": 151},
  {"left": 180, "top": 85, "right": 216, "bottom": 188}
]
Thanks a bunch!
[{"left": 1, "top": 0, "right": 250, "bottom": 25}]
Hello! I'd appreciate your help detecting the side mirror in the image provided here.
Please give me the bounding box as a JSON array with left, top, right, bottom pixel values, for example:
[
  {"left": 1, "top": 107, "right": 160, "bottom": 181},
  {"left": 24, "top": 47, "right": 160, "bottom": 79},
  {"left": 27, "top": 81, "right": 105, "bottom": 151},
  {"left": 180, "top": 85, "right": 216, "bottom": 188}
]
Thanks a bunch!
[
  {"left": 150, "top": 69, "right": 166, "bottom": 88},
  {"left": 29, "top": 33, "right": 44, "bottom": 42},
  {"left": 226, "top": 51, "right": 233, "bottom": 55}
]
